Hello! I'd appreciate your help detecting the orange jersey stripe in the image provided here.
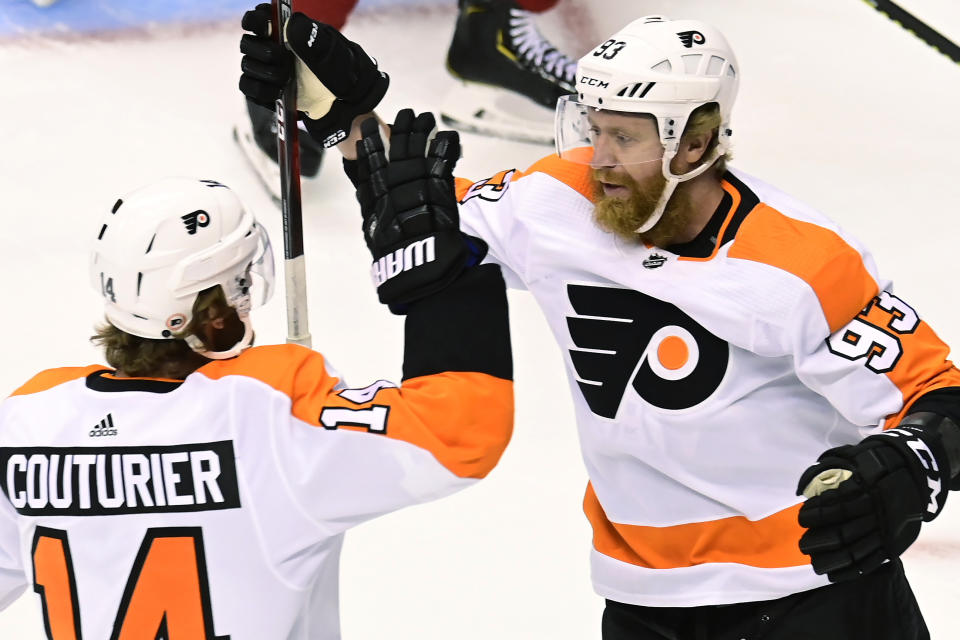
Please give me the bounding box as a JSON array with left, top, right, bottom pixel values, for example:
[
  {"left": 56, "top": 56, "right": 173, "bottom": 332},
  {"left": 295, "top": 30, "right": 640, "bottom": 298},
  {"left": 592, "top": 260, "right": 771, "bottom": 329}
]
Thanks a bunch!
[
  {"left": 454, "top": 176, "right": 474, "bottom": 202},
  {"left": 677, "top": 178, "right": 746, "bottom": 263},
  {"left": 324, "top": 372, "right": 514, "bottom": 479},
  {"left": 97, "top": 372, "right": 186, "bottom": 384},
  {"left": 583, "top": 483, "right": 809, "bottom": 570},
  {"left": 456, "top": 153, "right": 596, "bottom": 205},
  {"left": 10, "top": 365, "right": 107, "bottom": 398},
  {"left": 728, "top": 204, "right": 879, "bottom": 333},
  {"left": 198, "top": 345, "right": 513, "bottom": 479},
  {"left": 513, "top": 153, "right": 595, "bottom": 203},
  {"left": 196, "top": 344, "right": 341, "bottom": 420},
  {"left": 869, "top": 321, "right": 960, "bottom": 427}
]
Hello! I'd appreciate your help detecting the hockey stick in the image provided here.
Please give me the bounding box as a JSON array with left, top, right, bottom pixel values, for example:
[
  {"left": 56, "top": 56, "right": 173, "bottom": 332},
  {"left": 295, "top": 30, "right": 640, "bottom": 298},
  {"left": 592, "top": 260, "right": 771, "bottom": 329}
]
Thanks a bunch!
[
  {"left": 863, "top": 0, "right": 960, "bottom": 65},
  {"left": 272, "top": 0, "right": 312, "bottom": 347}
]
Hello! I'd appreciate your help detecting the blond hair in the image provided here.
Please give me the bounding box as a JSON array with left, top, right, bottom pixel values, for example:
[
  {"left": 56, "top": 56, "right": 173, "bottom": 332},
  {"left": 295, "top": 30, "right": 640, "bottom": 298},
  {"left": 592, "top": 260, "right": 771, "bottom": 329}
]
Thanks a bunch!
[{"left": 681, "top": 101, "right": 728, "bottom": 176}]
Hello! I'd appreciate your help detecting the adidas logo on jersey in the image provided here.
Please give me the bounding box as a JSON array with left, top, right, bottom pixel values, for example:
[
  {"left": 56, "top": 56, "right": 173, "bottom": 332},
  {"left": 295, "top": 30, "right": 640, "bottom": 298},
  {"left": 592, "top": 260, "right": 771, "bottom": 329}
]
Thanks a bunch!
[
  {"left": 181, "top": 209, "right": 211, "bottom": 235},
  {"left": 89, "top": 413, "right": 117, "bottom": 438},
  {"left": 371, "top": 237, "right": 437, "bottom": 286}
]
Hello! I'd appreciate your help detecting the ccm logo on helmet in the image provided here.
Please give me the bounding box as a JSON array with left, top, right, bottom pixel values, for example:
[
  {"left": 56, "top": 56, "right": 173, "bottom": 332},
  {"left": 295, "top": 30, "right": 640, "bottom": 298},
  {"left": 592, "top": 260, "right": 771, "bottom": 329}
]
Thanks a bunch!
[
  {"left": 566, "top": 284, "right": 728, "bottom": 418},
  {"left": 677, "top": 30, "right": 706, "bottom": 48},
  {"left": 580, "top": 76, "right": 610, "bottom": 89}
]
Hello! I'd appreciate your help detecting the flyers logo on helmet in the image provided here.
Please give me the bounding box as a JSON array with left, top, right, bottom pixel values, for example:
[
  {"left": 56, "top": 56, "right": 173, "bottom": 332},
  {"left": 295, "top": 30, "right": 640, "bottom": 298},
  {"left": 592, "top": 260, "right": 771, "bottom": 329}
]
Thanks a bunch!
[
  {"left": 566, "top": 284, "right": 728, "bottom": 418},
  {"left": 181, "top": 210, "right": 211, "bottom": 235},
  {"left": 460, "top": 169, "right": 516, "bottom": 204},
  {"left": 677, "top": 30, "right": 706, "bottom": 48}
]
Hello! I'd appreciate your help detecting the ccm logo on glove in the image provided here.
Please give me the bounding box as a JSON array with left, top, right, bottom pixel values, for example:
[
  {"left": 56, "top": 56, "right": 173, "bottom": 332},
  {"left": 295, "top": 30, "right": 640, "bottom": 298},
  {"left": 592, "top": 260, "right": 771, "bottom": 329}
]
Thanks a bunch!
[{"left": 884, "top": 426, "right": 943, "bottom": 515}]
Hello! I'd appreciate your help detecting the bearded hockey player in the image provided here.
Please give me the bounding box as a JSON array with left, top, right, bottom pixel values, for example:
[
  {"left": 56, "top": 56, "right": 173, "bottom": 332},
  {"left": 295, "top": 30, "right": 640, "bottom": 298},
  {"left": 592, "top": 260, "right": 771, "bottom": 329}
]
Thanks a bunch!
[
  {"left": 239, "top": 10, "right": 960, "bottom": 640},
  {"left": 0, "top": 163, "right": 512, "bottom": 634}
]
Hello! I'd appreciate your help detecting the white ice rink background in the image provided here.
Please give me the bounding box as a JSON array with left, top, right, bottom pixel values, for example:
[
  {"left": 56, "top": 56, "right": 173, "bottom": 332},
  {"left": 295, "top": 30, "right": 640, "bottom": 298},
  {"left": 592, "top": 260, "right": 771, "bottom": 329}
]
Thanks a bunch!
[{"left": 0, "top": 0, "right": 958, "bottom": 637}]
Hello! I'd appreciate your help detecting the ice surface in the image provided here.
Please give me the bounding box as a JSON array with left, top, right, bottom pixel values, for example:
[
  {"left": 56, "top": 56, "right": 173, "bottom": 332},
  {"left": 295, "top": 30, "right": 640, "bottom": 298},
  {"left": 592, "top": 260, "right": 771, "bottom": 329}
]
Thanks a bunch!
[{"left": 0, "top": 0, "right": 958, "bottom": 637}]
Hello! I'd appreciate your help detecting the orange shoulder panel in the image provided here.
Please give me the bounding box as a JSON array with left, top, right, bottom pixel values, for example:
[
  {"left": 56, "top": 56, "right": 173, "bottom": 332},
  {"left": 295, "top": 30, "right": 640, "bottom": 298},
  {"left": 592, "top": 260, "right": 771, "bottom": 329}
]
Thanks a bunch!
[
  {"left": 10, "top": 365, "right": 107, "bottom": 398},
  {"left": 196, "top": 344, "right": 340, "bottom": 424},
  {"left": 323, "top": 371, "right": 514, "bottom": 479},
  {"left": 513, "top": 152, "right": 596, "bottom": 203},
  {"left": 854, "top": 294, "right": 960, "bottom": 426},
  {"left": 727, "top": 204, "right": 878, "bottom": 333},
  {"left": 455, "top": 152, "right": 595, "bottom": 204},
  {"left": 454, "top": 176, "right": 475, "bottom": 202}
]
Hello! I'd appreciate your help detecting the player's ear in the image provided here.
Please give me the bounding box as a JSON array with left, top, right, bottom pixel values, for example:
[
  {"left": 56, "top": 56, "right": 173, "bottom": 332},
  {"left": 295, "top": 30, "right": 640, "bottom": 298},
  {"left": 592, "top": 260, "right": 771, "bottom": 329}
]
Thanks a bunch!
[
  {"left": 184, "top": 286, "right": 246, "bottom": 353},
  {"left": 676, "top": 128, "right": 713, "bottom": 168}
]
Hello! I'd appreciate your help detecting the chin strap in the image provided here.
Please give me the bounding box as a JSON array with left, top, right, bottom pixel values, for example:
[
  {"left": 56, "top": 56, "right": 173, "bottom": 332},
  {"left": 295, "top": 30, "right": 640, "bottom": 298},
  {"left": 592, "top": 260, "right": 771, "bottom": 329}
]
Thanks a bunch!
[
  {"left": 634, "top": 146, "right": 725, "bottom": 234},
  {"left": 184, "top": 314, "right": 255, "bottom": 361},
  {"left": 635, "top": 124, "right": 733, "bottom": 234}
]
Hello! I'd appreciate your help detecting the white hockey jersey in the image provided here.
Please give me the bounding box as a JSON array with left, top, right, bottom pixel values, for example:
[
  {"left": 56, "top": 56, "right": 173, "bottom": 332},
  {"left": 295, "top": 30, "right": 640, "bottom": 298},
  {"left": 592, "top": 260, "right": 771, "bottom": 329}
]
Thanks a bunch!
[
  {"left": 455, "top": 157, "right": 960, "bottom": 607},
  {"left": 0, "top": 341, "right": 513, "bottom": 638}
]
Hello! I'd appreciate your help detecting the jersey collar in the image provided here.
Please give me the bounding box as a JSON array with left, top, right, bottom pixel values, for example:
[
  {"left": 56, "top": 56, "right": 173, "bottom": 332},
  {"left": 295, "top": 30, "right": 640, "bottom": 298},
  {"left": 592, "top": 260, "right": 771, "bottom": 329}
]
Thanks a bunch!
[{"left": 85, "top": 370, "right": 184, "bottom": 394}]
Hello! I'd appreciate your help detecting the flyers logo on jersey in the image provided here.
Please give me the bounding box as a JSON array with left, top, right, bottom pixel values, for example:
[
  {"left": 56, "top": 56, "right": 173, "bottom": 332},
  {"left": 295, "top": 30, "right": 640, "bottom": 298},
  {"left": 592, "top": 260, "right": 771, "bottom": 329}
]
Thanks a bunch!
[
  {"left": 566, "top": 284, "right": 728, "bottom": 418},
  {"left": 460, "top": 169, "right": 516, "bottom": 203}
]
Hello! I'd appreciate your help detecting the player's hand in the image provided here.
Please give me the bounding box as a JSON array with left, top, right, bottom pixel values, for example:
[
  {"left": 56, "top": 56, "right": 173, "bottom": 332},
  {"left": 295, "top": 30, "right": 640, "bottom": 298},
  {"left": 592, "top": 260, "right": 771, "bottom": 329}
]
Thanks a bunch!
[
  {"left": 796, "top": 426, "right": 948, "bottom": 582},
  {"left": 239, "top": 3, "right": 389, "bottom": 147},
  {"left": 355, "top": 109, "right": 487, "bottom": 309}
]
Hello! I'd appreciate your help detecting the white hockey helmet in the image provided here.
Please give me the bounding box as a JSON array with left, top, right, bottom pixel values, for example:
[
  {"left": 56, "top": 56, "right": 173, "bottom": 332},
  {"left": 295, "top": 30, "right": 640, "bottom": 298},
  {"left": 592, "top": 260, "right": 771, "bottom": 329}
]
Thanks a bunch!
[
  {"left": 89, "top": 178, "right": 274, "bottom": 360},
  {"left": 555, "top": 16, "right": 739, "bottom": 231}
]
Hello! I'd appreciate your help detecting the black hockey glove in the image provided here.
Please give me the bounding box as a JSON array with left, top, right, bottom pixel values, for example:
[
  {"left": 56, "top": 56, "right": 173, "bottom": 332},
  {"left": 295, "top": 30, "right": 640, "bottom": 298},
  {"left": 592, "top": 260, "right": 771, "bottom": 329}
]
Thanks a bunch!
[
  {"left": 239, "top": 3, "right": 389, "bottom": 147},
  {"left": 355, "top": 109, "right": 487, "bottom": 309},
  {"left": 796, "top": 422, "right": 951, "bottom": 582}
]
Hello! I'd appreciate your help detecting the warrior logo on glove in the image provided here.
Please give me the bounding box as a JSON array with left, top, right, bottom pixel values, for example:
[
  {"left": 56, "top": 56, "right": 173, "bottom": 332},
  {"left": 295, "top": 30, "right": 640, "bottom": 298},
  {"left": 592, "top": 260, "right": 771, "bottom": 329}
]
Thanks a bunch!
[{"left": 354, "top": 109, "right": 487, "bottom": 308}]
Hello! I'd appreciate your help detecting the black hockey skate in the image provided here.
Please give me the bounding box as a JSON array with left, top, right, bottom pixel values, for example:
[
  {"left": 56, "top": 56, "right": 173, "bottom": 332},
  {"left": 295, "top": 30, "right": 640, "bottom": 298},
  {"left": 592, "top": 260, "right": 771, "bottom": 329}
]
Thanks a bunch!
[
  {"left": 233, "top": 101, "right": 325, "bottom": 204},
  {"left": 443, "top": 0, "right": 578, "bottom": 145}
]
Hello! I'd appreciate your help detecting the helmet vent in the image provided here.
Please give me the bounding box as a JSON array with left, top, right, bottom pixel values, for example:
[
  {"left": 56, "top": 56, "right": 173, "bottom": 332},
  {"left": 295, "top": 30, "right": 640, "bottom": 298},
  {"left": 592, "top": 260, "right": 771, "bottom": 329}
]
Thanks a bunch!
[
  {"left": 707, "top": 56, "right": 726, "bottom": 76},
  {"left": 642, "top": 15, "right": 666, "bottom": 23},
  {"left": 651, "top": 60, "right": 672, "bottom": 73},
  {"left": 111, "top": 199, "right": 123, "bottom": 214},
  {"left": 137, "top": 272, "right": 143, "bottom": 297},
  {"left": 682, "top": 54, "right": 703, "bottom": 74},
  {"left": 97, "top": 224, "right": 108, "bottom": 240},
  {"left": 617, "top": 82, "right": 657, "bottom": 99},
  {"left": 727, "top": 65, "right": 737, "bottom": 78},
  {"left": 145, "top": 233, "right": 156, "bottom": 254}
]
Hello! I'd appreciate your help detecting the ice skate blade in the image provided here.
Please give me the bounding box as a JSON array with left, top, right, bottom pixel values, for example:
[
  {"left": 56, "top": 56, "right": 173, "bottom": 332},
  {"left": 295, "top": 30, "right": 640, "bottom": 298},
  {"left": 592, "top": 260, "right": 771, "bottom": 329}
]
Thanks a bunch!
[{"left": 440, "top": 83, "right": 556, "bottom": 146}]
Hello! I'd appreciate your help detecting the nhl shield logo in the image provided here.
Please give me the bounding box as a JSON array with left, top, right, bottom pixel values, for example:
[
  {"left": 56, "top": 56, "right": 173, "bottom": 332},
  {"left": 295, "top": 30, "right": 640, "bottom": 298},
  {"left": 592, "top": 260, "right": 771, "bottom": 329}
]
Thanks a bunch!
[{"left": 643, "top": 253, "right": 668, "bottom": 269}]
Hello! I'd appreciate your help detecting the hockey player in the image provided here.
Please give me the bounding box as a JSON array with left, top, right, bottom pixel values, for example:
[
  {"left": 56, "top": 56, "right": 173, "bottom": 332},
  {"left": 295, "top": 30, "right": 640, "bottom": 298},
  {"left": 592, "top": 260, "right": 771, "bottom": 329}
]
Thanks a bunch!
[
  {"left": 239, "top": 10, "right": 960, "bottom": 640},
  {"left": 235, "top": 0, "right": 576, "bottom": 202},
  {"left": 0, "top": 124, "right": 512, "bottom": 635}
]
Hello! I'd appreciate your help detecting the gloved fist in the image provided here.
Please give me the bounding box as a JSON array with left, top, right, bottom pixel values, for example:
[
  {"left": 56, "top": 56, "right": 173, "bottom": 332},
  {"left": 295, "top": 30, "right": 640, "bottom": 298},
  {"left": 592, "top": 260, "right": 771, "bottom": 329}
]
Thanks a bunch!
[
  {"left": 796, "top": 426, "right": 948, "bottom": 582},
  {"left": 355, "top": 109, "right": 487, "bottom": 309},
  {"left": 239, "top": 3, "right": 389, "bottom": 147}
]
